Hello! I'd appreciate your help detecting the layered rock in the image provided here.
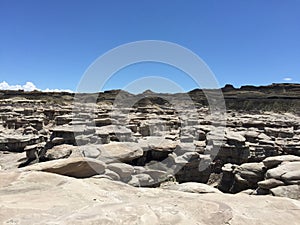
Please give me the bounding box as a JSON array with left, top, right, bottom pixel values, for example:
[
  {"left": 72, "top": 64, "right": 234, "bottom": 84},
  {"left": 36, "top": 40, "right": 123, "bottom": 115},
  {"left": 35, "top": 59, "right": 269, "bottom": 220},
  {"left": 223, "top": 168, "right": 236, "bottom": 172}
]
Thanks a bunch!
[{"left": 0, "top": 85, "right": 300, "bottom": 210}]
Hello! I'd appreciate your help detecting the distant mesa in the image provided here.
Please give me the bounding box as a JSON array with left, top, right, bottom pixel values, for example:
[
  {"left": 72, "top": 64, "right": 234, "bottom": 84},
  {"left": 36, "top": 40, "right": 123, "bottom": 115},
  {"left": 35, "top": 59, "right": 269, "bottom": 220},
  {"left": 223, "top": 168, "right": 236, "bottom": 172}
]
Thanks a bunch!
[
  {"left": 222, "top": 84, "right": 236, "bottom": 91},
  {"left": 142, "top": 89, "right": 155, "bottom": 95}
]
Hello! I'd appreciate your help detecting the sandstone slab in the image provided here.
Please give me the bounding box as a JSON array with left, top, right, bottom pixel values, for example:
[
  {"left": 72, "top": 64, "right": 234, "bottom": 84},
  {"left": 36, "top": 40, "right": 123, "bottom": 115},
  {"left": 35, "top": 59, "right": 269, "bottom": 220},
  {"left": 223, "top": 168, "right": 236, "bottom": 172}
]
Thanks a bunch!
[
  {"left": 97, "top": 142, "right": 143, "bottom": 163},
  {"left": 20, "top": 157, "right": 106, "bottom": 178},
  {"left": 263, "top": 155, "right": 300, "bottom": 169}
]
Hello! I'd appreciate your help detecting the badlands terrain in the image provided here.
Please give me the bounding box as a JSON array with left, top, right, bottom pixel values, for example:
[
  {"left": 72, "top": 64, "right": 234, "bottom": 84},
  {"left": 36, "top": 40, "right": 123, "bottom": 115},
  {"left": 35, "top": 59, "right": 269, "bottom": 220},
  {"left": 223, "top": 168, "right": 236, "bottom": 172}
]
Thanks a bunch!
[{"left": 0, "top": 83, "right": 300, "bottom": 224}]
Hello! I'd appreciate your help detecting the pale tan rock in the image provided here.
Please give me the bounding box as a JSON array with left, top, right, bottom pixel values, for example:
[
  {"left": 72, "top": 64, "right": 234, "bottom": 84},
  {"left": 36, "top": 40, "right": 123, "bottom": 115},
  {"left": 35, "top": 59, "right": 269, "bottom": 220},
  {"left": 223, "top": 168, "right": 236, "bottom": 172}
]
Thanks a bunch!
[
  {"left": 161, "top": 182, "right": 222, "bottom": 194},
  {"left": 107, "top": 163, "right": 134, "bottom": 182},
  {"left": 20, "top": 157, "right": 106, "bottom": 178},
  {"left": 266, "top": 161, "right": 300, "bottom": 180},
  {"left": 258, "top": 178, "right": 285, "bottom": 189},
  {"left": 45, "top": 144, "right": 74, "bottom": 160},
  {"left": 97, "top": 142, "right": 144, "bottom": 163},
  {"left": 263, "top": 155, "right": 300, "bottom": 169},
  {"left": 270, "top": 185, "right": 300, "bottom": 200},
  {"left": 0, "top": 171, "right": 300, "bottom": 225}
]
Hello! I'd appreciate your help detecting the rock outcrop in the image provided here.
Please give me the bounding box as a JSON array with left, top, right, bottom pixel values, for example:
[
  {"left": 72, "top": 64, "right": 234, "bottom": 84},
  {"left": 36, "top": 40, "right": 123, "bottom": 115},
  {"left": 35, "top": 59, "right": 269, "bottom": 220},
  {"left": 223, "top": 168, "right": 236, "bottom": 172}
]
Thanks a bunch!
[
  {"left": 1, "top": 171, "right": 300, "bottom": 225},
  {"left": 0, "top": 84, "right": 300, "bottom": 224}
]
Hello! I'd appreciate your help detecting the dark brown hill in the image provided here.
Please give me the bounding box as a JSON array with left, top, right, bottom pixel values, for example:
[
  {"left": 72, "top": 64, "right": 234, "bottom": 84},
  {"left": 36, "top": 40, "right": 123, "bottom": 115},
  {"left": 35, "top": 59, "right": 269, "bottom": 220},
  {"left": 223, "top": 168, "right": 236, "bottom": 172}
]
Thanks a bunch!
[{"left": 0, "top": 83, "right": 299, "bottom": 113}]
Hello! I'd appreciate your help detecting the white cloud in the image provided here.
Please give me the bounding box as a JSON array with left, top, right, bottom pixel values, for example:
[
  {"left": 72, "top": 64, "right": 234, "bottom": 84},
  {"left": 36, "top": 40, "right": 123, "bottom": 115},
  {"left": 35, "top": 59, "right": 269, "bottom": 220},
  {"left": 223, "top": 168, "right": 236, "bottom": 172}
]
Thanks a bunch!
[
  {"left": 0, "top": 81, "right": 37, "bottom": 91},
  {"left": 283, "top": 77, "right": 292, "bottom": 81},
  {"left": 43, "top": 88, "right": 73, "bottom": 93},
  {"left": 0, "top": 81, "right": 73, "bottom": 92}
]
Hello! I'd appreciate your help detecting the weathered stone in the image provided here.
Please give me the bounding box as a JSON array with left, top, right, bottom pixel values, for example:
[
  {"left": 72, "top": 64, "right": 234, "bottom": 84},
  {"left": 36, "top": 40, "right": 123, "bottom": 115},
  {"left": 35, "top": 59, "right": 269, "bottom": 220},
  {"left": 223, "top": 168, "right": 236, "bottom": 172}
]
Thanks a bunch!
[
  {"left": 258, "top": 133, "right": 272, "bottom": 141},
  {"left": 161, "top": 182, "right": 221, "bottom": 194},
  {"left": 226, "top": 131, "right": 246, "bottom": 146},
  {"left": 133, "top": 166, "right": 146, "bottom": 174},
  {"left": 244, "top": 131, "right": 259, "bottom": 142},
  {"left": 0, "top": 134, "right": 45, "bottom": 152},
  {"left": 270, "top": 185, "right": 300, "bottom": 200},
  {"left": 127, "top": 175, "right": 140, "bottom": 187},
  {"left": 266, "top": 161, "right": 300, "bottom": 181},
  {"left": 94, "top": 118, "right": 116, "bottom": 127},
  {"left": 97, "top": 142, "right": 144, "bottom": 163},
  {"left": 145, "top": 137, "right": 179, "bottom": 152},
  {"left": 107, "top": 163, "right": 134, "bottom": 182},
  {"left": 229, "top": 163, "right": 266, "bottom": 193},
  {"left": 197, "top": 130, "right": 206, "bottom": 141},
  {"left": 81, "top": 145, "right": 101, "bottom": 158},
  {"left": 20, "top": 157, "right": 106, "bottom": 178},
  {"left": 50, "top": 125, "right": 94, "bottom": 145},
  {"left": 174, "top": 152, "right": 200, "bottom": 165},
  {"left": 1, "top": 171, "right": 300, "bottom": 225},
  {"left": 95, "top": 125, "right": 133, "bottom": 142},
  {"left": 209, "top": 144, "right": 250, "bottom": 164},
  {"left": 51, "top": 137, "right": 65, "bottom": 145},
  {"left": 282, "top": 140, "right": 300, "bottom": 156},
  {"left": 265, "top": 127, "right": 294, "bottom": 138},
  {"left": 129, "top": 173, "right": 154, "bottom": 187},
  {"left": 143, "top": 169, "right": 168, "bottom": 183},
  {"left": 55, "top": 115, "right": 72, "bottom": 126},
  {"left": 102, "top": 169, "right": 120, "bottom": 181},
  {"left": 45, "top": 144, "right": 75, "bottom": 160},
  {"left": 263, "top": 155, "right": 300, "bottom": 169},
  {"left": 24, "top": 144, "right": 39, "bottom": 160},
  {"left": 175, "top": 155, "right": 211, "bottom": 184},
  {"left": 258, "top": 178, "right": 285, "bottom": 189},
  {"left": 282, "top": 170, "right": 300, "bottom": 183},
  {"left": 175, "top": 142, "right": 196, "bottom": 154},
  {"left": 218, "top": 163, "right": 237, "bottom": 193}
]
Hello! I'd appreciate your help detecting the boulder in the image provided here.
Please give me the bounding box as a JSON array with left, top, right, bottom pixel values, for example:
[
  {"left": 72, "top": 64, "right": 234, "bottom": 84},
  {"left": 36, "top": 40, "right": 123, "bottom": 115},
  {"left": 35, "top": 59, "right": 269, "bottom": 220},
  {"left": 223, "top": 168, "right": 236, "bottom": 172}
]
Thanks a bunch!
[
  {"left": 281, "top": 170, "right": 300, "bottom": 183},
  {"left": 263, "top": 155, "right": 300, "bottom": 169},
  {"left": 174, "top": 152, "right": 200, "bottom": 165},
  {"left": 127, "top": 175, "right": 140, "bottom": 187},
  {"left": 107, "top": 163, "right": 134, "bottom": 182},
  {"left": 51, "top": 137, "right": 65, "bottom": 145},
  {"left": 265, "top": 127, "right": 294, "bottom": 138},
  {"left": 97, "top": 142, "right": 144, "bottom": 163},
  {"left": 104, "top": 169, "right": 121, "bottom": 181},
  {"left": 133, "top": 166, "right": 147, "bottom": 174},
  {"left": 95, "top": 125, "right": 133, "bottom": 142},
  {"left": 81, "top": 145, "right": 101, "bottom": 158},
  {"left": 244, "top": 131, "right": 259, "bottom": 142},
  {"left": 282, "top": 141, "right": 300, "bottom": 156},
  {"left": 266, "top": 161, "right": 300, "bottom": 181},
  {"left": 226, "top": 131, "right": 246, "bottom": 146},
  {"left": 20, "top": 157, "right": 106, "bottom": 178},
  {"left": 230, "top": 162, "right": 266, "bottom": 193},
  {"left": 175, "top": 142, "right": 197, "bottom": 154},
  {"left": 128, "top": 173, "right": 154, "bottom": 187},
  {"left": 143, "top": 137, "right": 179, "bottom": 152},
  {"left": 270, "top": 185, "right": 300, "bottom": 200},
  {"left": 258, "top": 133, "right": 272, "bottom": 141},
  {"left": 197, "top": 130, "right": 206, "bottom": 141},
  {"left": 258, "top": 179, "right": 285, "bottom": 189},
  {"left": 94, "top": 118, "right": 115, "bottom": 127},
  {"left": 218, "top": 163, "right": 237, "bottom": 193},
  {"left": 143, "top": 169, "right": 168, "bottom": 183},
  {"left": 45, "top": 144, "right": 74, "bottom": 160}
]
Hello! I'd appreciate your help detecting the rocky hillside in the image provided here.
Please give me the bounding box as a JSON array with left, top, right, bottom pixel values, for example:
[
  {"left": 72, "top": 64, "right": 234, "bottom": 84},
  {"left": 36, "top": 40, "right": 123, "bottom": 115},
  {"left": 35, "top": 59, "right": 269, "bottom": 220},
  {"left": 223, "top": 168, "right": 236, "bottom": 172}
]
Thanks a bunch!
[
  {"left": 1, "top": 83, "right": 300, "bottom": 112},
  {"left": 0, "top": 83, "right": 300, "bottom": 224}
]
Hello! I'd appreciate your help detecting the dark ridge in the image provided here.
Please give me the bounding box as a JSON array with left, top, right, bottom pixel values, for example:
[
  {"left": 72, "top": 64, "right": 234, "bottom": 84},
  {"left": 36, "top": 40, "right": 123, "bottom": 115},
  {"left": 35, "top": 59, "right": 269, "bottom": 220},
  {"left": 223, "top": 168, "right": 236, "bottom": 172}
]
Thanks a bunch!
[{"left": 0, "top": 83, "right": 299, "bottom": 113}]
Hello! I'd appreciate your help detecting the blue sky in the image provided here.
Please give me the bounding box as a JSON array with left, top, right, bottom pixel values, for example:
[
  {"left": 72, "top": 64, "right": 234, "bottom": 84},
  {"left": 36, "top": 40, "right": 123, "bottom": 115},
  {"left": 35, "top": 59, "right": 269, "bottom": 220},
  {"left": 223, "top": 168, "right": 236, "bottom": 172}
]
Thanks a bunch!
[{"left": 0, "top": 0, "right": 299, "bottom": 93}]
